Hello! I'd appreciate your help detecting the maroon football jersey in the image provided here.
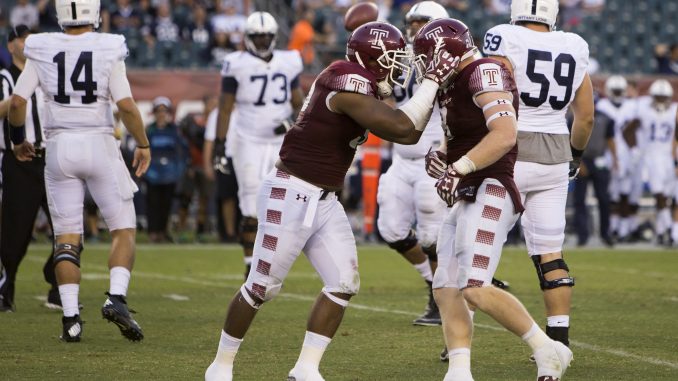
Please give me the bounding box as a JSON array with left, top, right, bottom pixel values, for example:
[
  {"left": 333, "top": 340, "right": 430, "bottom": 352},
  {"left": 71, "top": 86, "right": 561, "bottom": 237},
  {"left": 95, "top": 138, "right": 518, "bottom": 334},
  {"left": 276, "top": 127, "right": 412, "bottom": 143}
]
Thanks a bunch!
[
  {"left": 439, "top": 58, "right": 524, "bottom": 213},
  {"left": 279, "top": 61, "right": 379, "bottom": 188}
]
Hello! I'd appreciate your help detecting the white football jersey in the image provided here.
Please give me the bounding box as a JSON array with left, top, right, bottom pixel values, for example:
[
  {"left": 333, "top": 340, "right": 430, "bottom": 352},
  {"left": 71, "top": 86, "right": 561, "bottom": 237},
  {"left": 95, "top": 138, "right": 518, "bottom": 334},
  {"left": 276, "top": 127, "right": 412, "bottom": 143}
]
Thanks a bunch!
[
  {"left": 483, "top": 24, "right": 589, "bottom": 135},
  {"left": 23, "top": 32, "right": 127, "bottom": 135},
  {"left": 634, "top": 96, "right": 677, "bottom": 157},
  {"left": 596, "top": 97, "right": 636, "bottom": 151},
  {"left": 392, "top": 75, "right": 444, "bottom": 159},
  {"left": 220, "top": 50, "right": 303, "bottom": 143}
]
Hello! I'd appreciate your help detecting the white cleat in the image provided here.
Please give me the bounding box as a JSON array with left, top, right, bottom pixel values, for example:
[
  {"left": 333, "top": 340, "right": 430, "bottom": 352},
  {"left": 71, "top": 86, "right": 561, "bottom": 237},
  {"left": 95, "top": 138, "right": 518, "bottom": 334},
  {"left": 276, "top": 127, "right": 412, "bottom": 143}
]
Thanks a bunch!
[
  {"left": 442, "top": 369, "right": 474, "bottom": 381},
  {"left": 205, "top": 362, "right": 233, "bottom": 381},
  {"left": 533, "top": 340, "right": 573, "bottom": 381},
  {"left": 287, "top": 367, "right": 325, "bottom": 381}
]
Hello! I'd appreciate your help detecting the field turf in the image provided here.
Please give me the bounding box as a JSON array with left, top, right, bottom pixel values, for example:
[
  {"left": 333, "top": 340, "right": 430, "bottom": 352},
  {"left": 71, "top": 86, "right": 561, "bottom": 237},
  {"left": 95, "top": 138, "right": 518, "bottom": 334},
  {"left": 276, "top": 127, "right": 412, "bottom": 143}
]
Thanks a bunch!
[{"left": 1, "top": 244, "right": 677, "bottom": 380}]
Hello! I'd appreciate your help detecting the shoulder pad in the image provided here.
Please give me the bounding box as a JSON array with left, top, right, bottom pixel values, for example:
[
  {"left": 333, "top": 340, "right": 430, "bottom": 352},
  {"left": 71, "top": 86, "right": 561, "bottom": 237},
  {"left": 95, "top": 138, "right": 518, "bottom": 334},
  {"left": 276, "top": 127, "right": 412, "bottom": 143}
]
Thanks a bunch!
[
  {"left": 221, "top": 51, "right": 245, "bottom": 77},
  {"left": 323, "top": 61, "right": 377, "bottom": 96},
  {"left": 468, "top": 61, "right": 510, "bottom": 96}
]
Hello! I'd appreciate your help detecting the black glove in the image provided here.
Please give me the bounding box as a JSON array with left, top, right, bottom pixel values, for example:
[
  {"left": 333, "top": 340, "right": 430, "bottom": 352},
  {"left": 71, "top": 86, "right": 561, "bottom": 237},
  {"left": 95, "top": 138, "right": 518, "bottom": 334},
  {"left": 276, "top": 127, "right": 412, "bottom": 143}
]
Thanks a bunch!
[
  {"left": 273, "top": 119, "right": 294, "bottom": 135},
  {"left": 213, "top": 139, "right": 229, "bottom": 174},
  {"left": 569, "top": 145, "right": 584, "bottom": 180}
]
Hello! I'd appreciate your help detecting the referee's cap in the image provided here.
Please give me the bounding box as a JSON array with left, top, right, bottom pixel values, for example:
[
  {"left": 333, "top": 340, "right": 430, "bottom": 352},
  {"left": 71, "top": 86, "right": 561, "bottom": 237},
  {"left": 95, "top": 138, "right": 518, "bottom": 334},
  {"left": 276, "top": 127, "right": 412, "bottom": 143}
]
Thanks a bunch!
[{"left": 8, "top": 25, "right": 31, "bottom": 42}]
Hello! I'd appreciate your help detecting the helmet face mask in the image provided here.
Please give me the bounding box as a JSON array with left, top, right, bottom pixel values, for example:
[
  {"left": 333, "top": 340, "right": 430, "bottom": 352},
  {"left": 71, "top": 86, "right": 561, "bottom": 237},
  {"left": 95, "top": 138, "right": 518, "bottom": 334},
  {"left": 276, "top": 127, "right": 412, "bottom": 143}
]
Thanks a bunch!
[
  {"left": 56, "top": 0, "right": 101, "bottom": 30},
  {"left": 244, "top": 12, "right": 278, "bottom": 59},
  {"left": 649, "top": 79, "right": 674, "bottom": 112},
  {"left": 605, "top": 75, "right": 628, "bottom": 103},
  {"left": 346, "top": 22, "right": 412, "bottom": 96}
]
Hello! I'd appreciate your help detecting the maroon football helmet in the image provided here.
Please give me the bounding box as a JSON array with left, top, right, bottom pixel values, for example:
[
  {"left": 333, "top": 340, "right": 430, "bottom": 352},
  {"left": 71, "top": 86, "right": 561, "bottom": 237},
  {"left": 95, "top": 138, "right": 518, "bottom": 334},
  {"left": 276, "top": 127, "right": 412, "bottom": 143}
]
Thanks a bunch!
[
  {"left": 346, "top": 21, "right": 411, "bottom": 91},
  {"left": 412, "top": 18, "right": 477, "bottom": 83}
]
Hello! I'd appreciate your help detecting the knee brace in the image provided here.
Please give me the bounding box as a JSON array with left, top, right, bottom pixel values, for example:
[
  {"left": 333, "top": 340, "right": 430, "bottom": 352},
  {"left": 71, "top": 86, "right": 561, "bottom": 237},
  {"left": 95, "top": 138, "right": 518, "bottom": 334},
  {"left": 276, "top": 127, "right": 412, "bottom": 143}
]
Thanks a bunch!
[
  {"left": 532, "top": 256, "right": 575, "bottom": 290},
  {"left": 54, "top": 243, "right": 82, "bottom": 268},
  {"left": 240, "top": 217, "right": 258, "bottom": 249},
  {"left": 422, "top": 244, "right": 437, "bottom": 262},
  {"left": 386, "top": 230, "right": 418, "bottom": 254}
]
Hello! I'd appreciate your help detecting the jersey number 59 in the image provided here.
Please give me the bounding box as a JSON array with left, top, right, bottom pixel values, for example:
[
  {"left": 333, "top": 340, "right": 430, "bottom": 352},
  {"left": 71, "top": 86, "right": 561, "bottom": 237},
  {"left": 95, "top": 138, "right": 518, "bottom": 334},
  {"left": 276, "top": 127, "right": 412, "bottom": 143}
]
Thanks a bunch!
[{"left": 521, "top": 49, "right": 576, "bottom": 111}]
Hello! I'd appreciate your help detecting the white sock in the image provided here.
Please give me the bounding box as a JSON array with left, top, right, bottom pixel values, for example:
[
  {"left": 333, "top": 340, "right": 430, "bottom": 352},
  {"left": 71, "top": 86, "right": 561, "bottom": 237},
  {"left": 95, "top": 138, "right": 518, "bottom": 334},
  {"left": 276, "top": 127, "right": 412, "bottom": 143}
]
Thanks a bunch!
[
  {"left": 659, "top": 208, "right": 672, "bottom": 234},
  {"left": 59, "top": 284, "right": 79, "bottom": 317},
  {"left": 671, "top": 222, "right": 678, "bottom": 242},
  {"left": 413, "top": 259, "right": 433, "bottom": 282},
  {"left": 109, "top": 266, "right": 131, "bottom": 296},
  {"left": 618, "top": 217, "right": 630, "bottom": 238},
  {"left": 213, "top": 330, "right": 242, "bottom": 366},
  {"left": 295, "top": 331, "right": 331, "bottom": 371},
  {"left": 546, "top": 315, "right": 569, "bottom": 328},
  {"left": 468, "top": 309, "right": 475, "bottom": 322},
  {"left": 448, "top": 347, "right": 471, "bottom": 370},
  {"left": 244, "top": 256, "right": 253, "bottom": 265},
  {"left": 522, "top": 323, "right": 550, "bottom": 351}
]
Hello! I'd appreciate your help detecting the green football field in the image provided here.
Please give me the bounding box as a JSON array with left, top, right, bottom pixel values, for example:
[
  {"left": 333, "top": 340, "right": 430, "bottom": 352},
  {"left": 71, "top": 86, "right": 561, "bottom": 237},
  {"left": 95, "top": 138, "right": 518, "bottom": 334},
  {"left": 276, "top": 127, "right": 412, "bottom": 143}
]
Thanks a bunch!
[{"left": 1, "top": 244, "right": 677, "bottom": 380}]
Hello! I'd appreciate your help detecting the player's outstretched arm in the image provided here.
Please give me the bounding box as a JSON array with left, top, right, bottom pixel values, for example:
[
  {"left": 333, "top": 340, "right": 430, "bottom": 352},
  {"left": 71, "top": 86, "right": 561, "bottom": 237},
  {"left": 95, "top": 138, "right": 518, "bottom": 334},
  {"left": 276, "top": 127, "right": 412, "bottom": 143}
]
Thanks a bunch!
[
  {"left": 570, "top": 73, "right": 595, "bottom": 151},
  {"left": 459, "top": 91, "right": 518, "bottom": 172}
]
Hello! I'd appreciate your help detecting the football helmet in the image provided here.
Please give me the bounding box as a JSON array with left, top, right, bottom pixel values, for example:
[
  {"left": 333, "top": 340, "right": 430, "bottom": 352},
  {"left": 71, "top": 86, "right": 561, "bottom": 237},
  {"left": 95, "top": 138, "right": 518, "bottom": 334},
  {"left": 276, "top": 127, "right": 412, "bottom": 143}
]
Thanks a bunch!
[
  {"left": 649, "top": 79, "right": 674, "bottom": 111},
  {"left": 510, "top": 0, "right": 559, "bottom": 31},
  {"left": 346, "top": 21, "right": 411, "bottom": 96},
  {"left": 412, "top": 18, "right": 477, "bottom": 84},
  {"left": 244, "top": 12, "right": 278, "bottom": 59},
  {"left": 56, "top": 0, "right": 101, "bottom": 29},
  {"left": 604, "top": 75, "right": 627, "bottom": 103},
  {"left": 404, "top": 1, "right": 449, "bottom": 41}
]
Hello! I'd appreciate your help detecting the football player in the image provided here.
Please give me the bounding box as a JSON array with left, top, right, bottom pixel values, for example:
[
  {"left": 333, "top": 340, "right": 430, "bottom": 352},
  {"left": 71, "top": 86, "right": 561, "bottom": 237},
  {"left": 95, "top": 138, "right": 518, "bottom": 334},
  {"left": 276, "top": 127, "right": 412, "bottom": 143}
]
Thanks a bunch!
[
  {"left": 622, "top": 79, "right": 678, "bottom": 245},
  {"left": 205, "top": 21, "right": 457, "bottom": 381},
  {"left": 416, "top": 19, "right": 572, "bottom": 381},
  {"left": 212, "top": 12, "right": 305, "bottom": 279},
  {"left": 597, "top": 76, "right": 639, "bottom": 242},
  {"left": 376, "top": 0, "right": 448, "bottom": 327},
  {"left": 7, "top": 0, "right": 150, "bottom": 342},
  {"left": 483, "top": 0, "right": 595, "bottom": 349}
]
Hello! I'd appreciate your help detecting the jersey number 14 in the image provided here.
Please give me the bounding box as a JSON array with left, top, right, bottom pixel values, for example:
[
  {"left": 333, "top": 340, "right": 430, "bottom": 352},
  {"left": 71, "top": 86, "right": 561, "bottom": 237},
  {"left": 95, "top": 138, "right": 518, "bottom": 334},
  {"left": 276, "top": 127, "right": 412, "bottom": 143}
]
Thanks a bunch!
[{"left": 53, "top": 51, "right": 98, "bottom": 105}]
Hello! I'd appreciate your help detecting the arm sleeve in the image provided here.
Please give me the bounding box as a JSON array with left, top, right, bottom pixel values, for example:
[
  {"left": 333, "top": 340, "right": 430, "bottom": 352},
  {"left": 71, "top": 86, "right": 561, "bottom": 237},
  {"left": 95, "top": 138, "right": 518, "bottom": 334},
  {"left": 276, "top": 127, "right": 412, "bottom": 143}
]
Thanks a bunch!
[
  {"left": 109, "top": 60, "right": 133, "bottom": 102},
  {"left": 605, "top": 118, "right": 615, "bottom": 139},
  {"left": 12, "top": 59, "right": 40, "bottom": 99},
  {"left": 221, "top": 77, "right": 238, "bottom": 94},
  {"left": 290, "top": 74, "right": 300, "bottom": 90}
]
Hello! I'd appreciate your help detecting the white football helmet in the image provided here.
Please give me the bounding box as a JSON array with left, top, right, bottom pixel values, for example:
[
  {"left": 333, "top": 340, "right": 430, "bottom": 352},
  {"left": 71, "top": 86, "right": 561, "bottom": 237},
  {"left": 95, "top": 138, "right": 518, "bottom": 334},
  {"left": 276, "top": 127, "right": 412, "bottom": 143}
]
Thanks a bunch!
[
  {"left": 605, "top": 75, "right": 627, "bottom": 103},
  {"left": 56, "top": 0, "right": 101, "bottom": 29},
  {"left": 404, "top": 1, "right": 449, "bottom": 41},
  {"left": 649, "top": 79, "right": 674, "bottom": 111},
  {"left": 244, "top": 12, "right": 278, "bottom": 59},
  {"left": 510, "top": 0, "right": 559, "bottom": 30}
]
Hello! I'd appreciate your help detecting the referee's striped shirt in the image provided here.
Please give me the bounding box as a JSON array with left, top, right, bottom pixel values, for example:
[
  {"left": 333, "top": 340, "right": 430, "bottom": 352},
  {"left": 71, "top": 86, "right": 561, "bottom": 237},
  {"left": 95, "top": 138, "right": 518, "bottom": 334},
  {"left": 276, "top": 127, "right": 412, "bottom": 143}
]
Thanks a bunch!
[{"left": 0, "top": 64, "right": 45, "bottom": 151}]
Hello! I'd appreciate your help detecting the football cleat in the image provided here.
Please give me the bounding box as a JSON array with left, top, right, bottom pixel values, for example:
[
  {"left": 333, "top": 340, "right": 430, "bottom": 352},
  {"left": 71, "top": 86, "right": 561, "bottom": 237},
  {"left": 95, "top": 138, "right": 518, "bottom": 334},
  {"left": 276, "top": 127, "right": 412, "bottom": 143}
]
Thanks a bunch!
[
  {"left": 101, "top": 293, "right": 144, "bottom": 341},
  {"left": 413, "top": 281, "right": 442, "bottom": 326},
  {"left": 533, "top": 340, "right": 573, "bottom": 381},
  {"left": 0, "top": 295, "right": 15, "bottom": 313},
  {"left": 44, "top": 288, "right": 84, "bottom": 311},
  {"left": 440, "top": 346, "right": 449, "bottom": 362},
  {"left": 287, "top": 366, "right": 325, "bottom": 381},
  {"left": 60, "top": 314, "right": 83, "bottom": 342},
  {"left": 204, "top": 362, "right": 233, "bottom": 381}
]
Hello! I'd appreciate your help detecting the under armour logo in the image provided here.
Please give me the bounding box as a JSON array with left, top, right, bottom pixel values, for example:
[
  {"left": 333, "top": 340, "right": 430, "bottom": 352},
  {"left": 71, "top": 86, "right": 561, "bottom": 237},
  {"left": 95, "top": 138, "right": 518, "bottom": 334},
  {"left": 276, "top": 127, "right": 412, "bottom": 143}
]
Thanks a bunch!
[
  {"left": 497, "top": 99, "right": 508, "bottom": 104},
  {"left": 424, "top": 26, "right": 444, "bottom": 40},
  {"left": 296, "top": 194, "right": 308, "bottom": 202},
  {"left": 499, "top": 112, "right": 510, "bottom": 116},
  {"left": 369, "top": 28, "right": 389, "bottom": 49}
]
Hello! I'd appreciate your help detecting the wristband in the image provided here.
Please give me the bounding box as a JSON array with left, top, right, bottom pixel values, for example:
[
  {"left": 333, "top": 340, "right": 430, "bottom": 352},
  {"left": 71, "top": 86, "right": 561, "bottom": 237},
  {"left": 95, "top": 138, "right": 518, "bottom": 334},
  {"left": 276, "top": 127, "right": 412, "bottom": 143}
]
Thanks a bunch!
[
  {"left": 571, "top": 144, "right": 585, "bottom": 159},
  {"left": 452, "top": 155, "right": 476, "bottom": 176},
  {"left": 136, "top": 145, "right": 150, "bottom": 149},
  {"left": 399, "top": 79, "right": 438, "bottom": 132},
  {"left": 10, "top": 124, "right": 26, "bottom": 145}
]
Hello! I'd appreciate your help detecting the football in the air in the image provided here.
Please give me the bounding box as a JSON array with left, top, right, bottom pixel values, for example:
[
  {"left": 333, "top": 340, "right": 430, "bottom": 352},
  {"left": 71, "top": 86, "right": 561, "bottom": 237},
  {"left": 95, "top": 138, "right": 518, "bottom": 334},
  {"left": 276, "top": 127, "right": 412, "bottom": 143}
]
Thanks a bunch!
[{"left": 344, "top": 2, "right": 379, "bottom": 32}]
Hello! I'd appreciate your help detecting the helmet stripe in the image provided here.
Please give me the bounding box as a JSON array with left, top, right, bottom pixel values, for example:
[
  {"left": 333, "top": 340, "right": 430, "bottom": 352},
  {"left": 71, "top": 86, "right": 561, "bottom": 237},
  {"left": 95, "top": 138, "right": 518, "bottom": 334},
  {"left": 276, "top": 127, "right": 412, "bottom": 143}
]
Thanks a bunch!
[
  {"left": 531, "top": 0, "right": 537, "bottom": 15},
  {"left": 71, "top": 2, "right": 77, "bottom": 20},
  {"left": 259, "top": 12, "right": 264, "bottom": 27}
]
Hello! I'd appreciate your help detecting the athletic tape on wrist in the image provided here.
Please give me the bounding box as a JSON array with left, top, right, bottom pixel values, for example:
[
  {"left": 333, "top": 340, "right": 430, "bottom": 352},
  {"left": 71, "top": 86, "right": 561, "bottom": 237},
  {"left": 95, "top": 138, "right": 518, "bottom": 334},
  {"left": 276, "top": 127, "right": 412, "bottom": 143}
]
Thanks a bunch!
[
  {"left": 399, "top": 79, "right": 438, "bottom": 132},
  {"left": 452, "top": 155, "right": 476, "bottom": 176},
  {"left": 485, "top": 111, "right": 516, "bottom": 127}
]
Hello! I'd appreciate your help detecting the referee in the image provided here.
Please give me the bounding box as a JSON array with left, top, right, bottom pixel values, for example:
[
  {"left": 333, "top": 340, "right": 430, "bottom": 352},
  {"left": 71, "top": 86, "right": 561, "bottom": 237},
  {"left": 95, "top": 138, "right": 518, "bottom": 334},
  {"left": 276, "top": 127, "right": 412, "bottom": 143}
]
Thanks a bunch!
[{"left": 0, "top": 25, "right": 58, "bottom": 312}]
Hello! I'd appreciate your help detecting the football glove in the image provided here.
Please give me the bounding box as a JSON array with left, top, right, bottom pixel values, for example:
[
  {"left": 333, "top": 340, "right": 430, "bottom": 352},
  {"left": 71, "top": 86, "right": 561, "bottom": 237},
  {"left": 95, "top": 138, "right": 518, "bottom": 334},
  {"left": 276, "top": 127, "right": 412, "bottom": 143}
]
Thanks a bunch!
[
  {"left": 425, "top": 148, "right": 448, "bottom": 179},
  {"left": 569, "top": 145, "right": 584, "bottom": 180},
  {"left": 273, "top": 119, "right": 294, "bottom": 135},
  {"left": 213, "top": 139, "right": 230, "bottom": 175},
  {"left": 435, "top": 166, "right": 463, "bottom": 207},
  {"left": 425, "top": 48, "right": 460, "bottom": 88}
]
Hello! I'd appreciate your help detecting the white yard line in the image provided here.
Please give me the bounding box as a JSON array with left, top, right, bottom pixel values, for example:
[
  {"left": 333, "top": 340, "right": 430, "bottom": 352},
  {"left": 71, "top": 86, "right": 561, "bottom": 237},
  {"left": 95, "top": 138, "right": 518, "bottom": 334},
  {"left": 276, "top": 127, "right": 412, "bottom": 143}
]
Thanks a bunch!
[
  {"left": 25, "top": 256, "right": 678, "bottom": 370},
  {"left": 163, "top": 294, "right": 190, "bottom": 301}
]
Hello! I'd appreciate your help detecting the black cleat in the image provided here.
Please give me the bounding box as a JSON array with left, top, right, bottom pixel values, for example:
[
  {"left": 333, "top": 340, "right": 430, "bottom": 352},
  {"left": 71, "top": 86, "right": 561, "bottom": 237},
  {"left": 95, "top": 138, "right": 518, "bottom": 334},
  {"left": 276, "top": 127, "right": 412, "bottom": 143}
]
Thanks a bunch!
[
  {"left": 491, "top": 277, "right": 510, "bottom": 290},
  {"left": 60, "top": 315, "right": 83, "bottom": 342},
  {"left": 45, "top": 288, "right": 84, "bottom": 311},
  {"left": 0, "top": 295, "right": 14, "bottom": 312},
  {"left": 440, "top": 346, "right": 449, "bottom": 362},
  {"left": 413, "top": 281, "right": 441, "bottom": 326},
  {"left": 101, "top": 293, "right": 143, "bottom": 341}
]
